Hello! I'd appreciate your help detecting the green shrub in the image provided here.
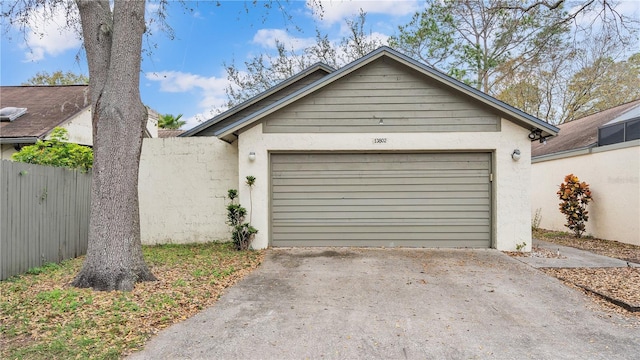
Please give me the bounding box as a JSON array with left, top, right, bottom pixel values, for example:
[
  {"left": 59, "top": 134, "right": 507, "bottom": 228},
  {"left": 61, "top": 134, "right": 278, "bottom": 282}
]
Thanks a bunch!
[
  {"left": 226, "top": 176, "right": 258, "bottom": 250},
  {"left": 12, "top": 127, "right": 92, "bottom": 172},
  {"left": 557, "top": 174, "right": 592, "bottom": 238}
]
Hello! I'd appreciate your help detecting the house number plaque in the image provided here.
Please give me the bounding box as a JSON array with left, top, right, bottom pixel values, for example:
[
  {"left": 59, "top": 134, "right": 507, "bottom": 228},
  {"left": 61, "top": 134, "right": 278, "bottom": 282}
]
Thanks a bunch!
[{"left": 373, "top": 138, "right": 388, "bottom": 144}]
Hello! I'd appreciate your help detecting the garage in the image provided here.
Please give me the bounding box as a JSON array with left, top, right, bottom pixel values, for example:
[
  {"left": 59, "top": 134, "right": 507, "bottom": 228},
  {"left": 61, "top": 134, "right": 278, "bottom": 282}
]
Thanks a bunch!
[
  {"left": 183, "top": 46, "right": 559, "bottom": 251},
  {"left": 271, "top": 152, "right": 491, "bottom": 247}
]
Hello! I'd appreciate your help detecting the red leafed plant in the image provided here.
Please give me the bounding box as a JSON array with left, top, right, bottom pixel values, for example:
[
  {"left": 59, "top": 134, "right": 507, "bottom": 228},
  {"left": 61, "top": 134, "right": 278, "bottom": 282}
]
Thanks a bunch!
[{"left": 557, "top": 174, "right": 592, "bottom": 237}]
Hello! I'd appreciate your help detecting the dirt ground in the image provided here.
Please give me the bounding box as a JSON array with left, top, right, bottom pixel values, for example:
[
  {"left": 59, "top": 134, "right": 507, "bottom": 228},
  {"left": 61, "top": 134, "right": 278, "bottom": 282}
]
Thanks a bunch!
[{"left": 530, "top": 229, "right": 640, "bottom": 319}]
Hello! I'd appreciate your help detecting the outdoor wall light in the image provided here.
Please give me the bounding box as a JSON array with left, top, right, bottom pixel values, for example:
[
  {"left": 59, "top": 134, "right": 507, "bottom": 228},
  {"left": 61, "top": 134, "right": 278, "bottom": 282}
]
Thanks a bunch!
[
  {"left": 528, "top": 129, "right": 541, "bottom": 140},
  {"left": 511, "top": 149, "right": 521, "bottom": 161},
  {"left": 248, "top": 152, "right": 256, "bottom": 161}
]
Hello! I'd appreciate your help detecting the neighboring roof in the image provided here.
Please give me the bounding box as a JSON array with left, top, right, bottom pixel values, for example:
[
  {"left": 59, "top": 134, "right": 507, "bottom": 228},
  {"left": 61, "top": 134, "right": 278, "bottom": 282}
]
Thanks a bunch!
[
  {"left": 0, "top": 85, "right": 90, "bottom": 143},
  {"left": 191, "top": 46, "right": 558, "bottom": 143},
  {"left": 181, "top": 62, "right": 335, "bottom": 137},
  {"left": 532, "top": 99, "right": 640, "bottom": 157},
  {"left": 158, "top": 129, "right": 185, "bottom": 138}
]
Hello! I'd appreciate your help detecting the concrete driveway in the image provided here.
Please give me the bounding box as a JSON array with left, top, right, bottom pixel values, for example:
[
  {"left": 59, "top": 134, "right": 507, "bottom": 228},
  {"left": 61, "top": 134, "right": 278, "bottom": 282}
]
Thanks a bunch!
[{"left": 129, "top": 248, "right": 639, "bottom": 359}]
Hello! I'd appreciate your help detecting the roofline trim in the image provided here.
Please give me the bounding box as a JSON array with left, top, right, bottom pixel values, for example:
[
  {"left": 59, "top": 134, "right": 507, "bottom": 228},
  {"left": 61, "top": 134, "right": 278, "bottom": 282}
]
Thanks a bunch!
[
  {"left": 0, "top": 137, "right": 38, "bottom": 144},
  {"left": 214, "top": 46, "right": 559, "bottom": 139},
  {"left": 181, "top": 62, "right": 335, "bottom": 137},
  {"left": 532, "top": 139, "right": 640, "bottom": 163}
]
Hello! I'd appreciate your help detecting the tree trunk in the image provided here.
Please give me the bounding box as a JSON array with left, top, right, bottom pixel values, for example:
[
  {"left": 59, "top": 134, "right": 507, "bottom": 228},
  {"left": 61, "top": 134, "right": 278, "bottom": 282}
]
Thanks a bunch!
[{"left": 72, "top": 0, "right": 155, "bottom": 291}]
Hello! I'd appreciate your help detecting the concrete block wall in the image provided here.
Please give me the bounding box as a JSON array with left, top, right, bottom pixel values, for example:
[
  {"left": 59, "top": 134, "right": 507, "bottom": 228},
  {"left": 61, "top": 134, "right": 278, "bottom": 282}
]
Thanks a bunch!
[
  {"left": 531, "top": 142, "right": 640, "bottom": 246},
  {"left": 139, "top": 137, "right": 238, "bottom": 245}
]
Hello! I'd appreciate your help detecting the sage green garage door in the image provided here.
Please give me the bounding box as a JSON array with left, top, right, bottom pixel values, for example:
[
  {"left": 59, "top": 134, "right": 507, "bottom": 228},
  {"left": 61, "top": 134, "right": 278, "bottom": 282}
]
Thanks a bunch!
[{"left": 271, "top": 153, "right": 491, "bottom": 248}]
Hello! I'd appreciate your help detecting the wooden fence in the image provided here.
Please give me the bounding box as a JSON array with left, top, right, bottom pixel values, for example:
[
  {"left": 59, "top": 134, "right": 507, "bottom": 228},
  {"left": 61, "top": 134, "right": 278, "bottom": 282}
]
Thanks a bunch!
[{"left": 0, "top": 160, "right": 91, "bottom": 280}]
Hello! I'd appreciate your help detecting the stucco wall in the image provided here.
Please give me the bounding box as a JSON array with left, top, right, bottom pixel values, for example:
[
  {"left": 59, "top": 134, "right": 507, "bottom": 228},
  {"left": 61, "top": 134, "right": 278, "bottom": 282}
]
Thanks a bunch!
[
  {"left": 139, "top": 137, "right": 238, "bottom": 244},
  {"left": 56, "top": 108, "right": 93, "bottom": 145},
  {"left": 1, "top": 144, "right": 16, "bottom": 160},
  {"left": 238, "top": 119, "right": 532, "bottom": 251},
  {"left": 531, "top": 141, "right": 640, "bottom": 246}
]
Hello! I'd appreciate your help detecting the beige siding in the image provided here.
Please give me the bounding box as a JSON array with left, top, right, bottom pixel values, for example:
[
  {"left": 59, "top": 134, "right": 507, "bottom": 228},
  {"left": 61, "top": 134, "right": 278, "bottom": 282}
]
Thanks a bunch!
[
  {"left": 264, "top": 58, "right": 499, "bottom": 133},
  {"left": 271, "top": 152, "right": 491, "bottom": 247}
]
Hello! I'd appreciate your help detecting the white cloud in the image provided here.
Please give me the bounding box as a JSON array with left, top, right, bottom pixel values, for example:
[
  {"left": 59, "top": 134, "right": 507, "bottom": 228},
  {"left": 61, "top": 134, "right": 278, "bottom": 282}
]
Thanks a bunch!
[
  {"left": 181, "top": 110, "right": 220, "bottom": 130},
  {"left": 21, "top": 4, "right": 82, "bottom": 62},
  {"left": 252, "top": 29, "right": 316, "bottom": 51},
  {"left": 146, "top": 71, "right": 231, "bottom": 127},
  {"left": 307, "top": 0, "right": 419, "bottom": 25}
]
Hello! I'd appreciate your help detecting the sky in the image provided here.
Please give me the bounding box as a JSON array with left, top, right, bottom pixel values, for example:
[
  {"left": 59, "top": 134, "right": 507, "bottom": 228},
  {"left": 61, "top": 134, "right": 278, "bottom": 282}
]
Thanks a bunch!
[{"left": 1, "top": 0, "right": 639, "bottom": 130}]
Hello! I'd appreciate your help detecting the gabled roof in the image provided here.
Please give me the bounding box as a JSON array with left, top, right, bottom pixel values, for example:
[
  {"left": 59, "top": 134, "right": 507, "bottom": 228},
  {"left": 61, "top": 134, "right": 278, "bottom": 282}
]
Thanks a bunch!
[
  {"left": 191, "top": 46, "right": 558, "bottom": 143},
  {"left": 532, "top": 99, "right": 640, "bottom": 157},
  {"left": 0, "top": 85, "right": 90, "bottom": 143},
  {"left": 181, "top": 62, "right": 335, "bottom": 137}
]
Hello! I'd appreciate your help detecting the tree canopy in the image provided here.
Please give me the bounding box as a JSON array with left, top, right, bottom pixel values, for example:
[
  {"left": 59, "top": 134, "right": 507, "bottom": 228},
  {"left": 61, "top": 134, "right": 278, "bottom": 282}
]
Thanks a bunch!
[
  {"left": 158, "top": 113, "right": 185, "bottom": 129},
  {"left": 387, "top": 0, "right": 639, "bottom": 124},
  {"left": 23, "top": 70, "right": 89, "bottom": 86}
]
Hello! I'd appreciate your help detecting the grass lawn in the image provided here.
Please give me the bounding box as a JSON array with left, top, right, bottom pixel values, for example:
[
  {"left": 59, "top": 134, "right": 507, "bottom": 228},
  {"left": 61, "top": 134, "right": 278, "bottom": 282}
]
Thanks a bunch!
[{"left": 0, "top": 242, "right": 264, "bottom": 360}]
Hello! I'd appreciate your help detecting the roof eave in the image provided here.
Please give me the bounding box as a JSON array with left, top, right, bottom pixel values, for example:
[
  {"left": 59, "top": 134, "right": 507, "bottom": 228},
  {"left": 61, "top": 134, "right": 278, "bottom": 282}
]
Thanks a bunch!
[
  {"left": 0, "top": 137, "right": 38, "bottom": 144},
  {"left": 181, "top": 62, "right": 335, "bottom": 138}
]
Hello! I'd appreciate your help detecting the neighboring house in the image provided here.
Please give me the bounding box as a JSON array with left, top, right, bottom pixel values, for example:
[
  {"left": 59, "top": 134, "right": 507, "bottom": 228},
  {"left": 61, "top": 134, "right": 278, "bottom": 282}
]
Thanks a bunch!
[
  {"left": 531, "top": 100, "right": 640, "bottom": 246},
  {"left": 139, "top": 46, "right": 557, "bottom": 250},
  {"left": 0, "top": 85, "right": 159, "bottom": 160},
  {"left": 158, "top": 129, "right": 185, "bottom": 138}
]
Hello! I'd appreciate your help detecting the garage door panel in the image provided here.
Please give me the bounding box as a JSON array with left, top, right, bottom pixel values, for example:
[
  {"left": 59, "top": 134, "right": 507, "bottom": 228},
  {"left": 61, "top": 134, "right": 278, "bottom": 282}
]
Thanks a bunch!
[
  {"left": 272, "top": 161, "right": 490, "bottom": 172},
  {"left": 274, "top": 225, "right": 489, "bottom": 233},
  {"left": 272, "top": 183, "right": 489, "bottom": 193},
  {"left": 273, "top": 197, "right": 490, "bottom": 206},
  {"left": 274, "top": 191, "right": 489, "bottom": 200},
  {"left": 271, "top": 153, "right": 491, "bottom": 247},
  {"left": 273, "top": 176, "right": 489, "bottom": 186},
  {"left": 275, "top": 169, "right": 489, "bottom": 179},
  {"left": 273, "top": 239, "right": 490, "bottom": 248},
  {"left": 274, "top": 218, "right": 490, "bottom": 226},
  {"left": 273, "top": 211, "right": 489, "bottom": 221},
  {"left": 273, "top": 231, "right": 490, "bottom": 241},
  {"left": 274, "top": 205, "right": 490, "bottom": 213}
]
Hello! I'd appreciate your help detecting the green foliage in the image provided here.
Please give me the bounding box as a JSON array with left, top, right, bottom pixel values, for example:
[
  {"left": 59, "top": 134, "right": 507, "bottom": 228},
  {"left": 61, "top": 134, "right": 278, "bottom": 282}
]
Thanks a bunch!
[
  {"left": 557, "top": 174, "right": 593, "bottom": 238},
  {"left": 515, "top": 242, "right": 527, "bottom": 252},
  {"left": 23, "top": 70, "right": 89, "bottom": 86},
  {"left": 158, "top": 113, "right": 186, "bottom": 129},
  {"left": 11, "top": 128, "right": 93, "bottom": 172},
  {"left": 226, "top": 177, "right": 258, "bottom": 250},
  {"left": 26, "top": 262, "right": 61, "bottom": 275}
]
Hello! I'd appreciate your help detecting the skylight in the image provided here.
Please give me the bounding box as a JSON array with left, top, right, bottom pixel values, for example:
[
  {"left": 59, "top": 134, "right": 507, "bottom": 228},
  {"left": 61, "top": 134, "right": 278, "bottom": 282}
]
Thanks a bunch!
[{"left": 0, "top": 107, "right": 27, "bottom": 121}]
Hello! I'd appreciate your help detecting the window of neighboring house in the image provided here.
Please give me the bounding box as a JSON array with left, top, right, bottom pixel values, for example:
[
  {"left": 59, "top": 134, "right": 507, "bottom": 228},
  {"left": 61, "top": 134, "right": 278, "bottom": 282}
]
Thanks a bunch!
[
  {"left": 598, "top": 117, "right": 640, "bottom": 146},
  {"left": 626, "top": 118, "right": 640, "bottom": 141}
]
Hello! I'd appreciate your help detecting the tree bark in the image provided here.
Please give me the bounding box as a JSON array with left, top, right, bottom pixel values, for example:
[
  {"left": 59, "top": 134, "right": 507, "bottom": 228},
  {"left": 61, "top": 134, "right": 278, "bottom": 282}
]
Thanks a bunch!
[{"left": 72, "top": 0, "right": 156, "bottom": 291}]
